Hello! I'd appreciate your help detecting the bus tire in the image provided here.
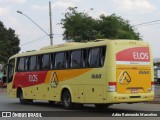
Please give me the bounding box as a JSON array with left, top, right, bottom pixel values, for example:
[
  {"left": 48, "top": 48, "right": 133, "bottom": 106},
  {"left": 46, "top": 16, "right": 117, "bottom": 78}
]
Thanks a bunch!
[
  {"left": 62, "top": 90, "right": 74, "bottom": 109},
  {"left": 95, "top": 104, "right": 110, "bottom": 110},
  {"left": 19, "top": 90, "right": 33, "bottom": 104}
]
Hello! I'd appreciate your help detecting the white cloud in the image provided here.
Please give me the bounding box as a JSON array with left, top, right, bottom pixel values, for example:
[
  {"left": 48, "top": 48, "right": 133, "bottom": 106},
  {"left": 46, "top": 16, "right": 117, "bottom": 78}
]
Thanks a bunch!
[
  {"left": 32, "top": 0, "right": 81, "bottom": 11},
  {"left": 32, "top": 5, "right": 48, "bottom": 11},
  {"left": 89, "top": 9, "right": 108, "bottom": 19},
  {"left": 60, "top": 0, "right": 81, "bottom": 3},
  {"left": 52, "top": 1, "right": 75, "bottom": 9},
  {"left": 114, "top": 0, "right": 156, "bottom": 12},
  {"left": 0, "top": 7, "right": 10, "bottom": 15},
  {"left": 8, "top": 16, "right": 18, "bottom": 25},
  {"left": 5, "top": 0, "right": 26, "bottom": 4}
]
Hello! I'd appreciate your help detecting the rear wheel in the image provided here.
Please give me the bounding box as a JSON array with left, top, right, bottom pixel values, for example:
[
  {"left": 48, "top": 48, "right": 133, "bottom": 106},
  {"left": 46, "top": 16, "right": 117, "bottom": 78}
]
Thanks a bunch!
[{"left": 62, "top": 90, "right": 74, "bottom": 109}]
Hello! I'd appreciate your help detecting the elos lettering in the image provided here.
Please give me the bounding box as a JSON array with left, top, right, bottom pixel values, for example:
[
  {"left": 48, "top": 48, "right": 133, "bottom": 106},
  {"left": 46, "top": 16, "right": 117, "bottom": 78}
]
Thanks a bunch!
[{"left": 133, "top": 52, "right": 149, "bottom": 60}]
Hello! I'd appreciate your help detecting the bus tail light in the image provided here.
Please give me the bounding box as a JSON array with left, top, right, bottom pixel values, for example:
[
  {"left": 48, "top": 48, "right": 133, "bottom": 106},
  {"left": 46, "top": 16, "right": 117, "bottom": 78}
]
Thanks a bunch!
[
  {"left": 151, "top": 82, "right": 155, "bottom": 91},
  {"left": 108, "top": 82, "right": 116, "bottom": 92}
]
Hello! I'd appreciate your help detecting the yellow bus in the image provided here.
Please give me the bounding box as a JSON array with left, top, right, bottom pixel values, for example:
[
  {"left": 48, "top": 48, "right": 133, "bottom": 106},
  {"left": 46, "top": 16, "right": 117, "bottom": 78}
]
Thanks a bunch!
[{"left": 6, "top": 39, "right": 154, "bottom": 109}]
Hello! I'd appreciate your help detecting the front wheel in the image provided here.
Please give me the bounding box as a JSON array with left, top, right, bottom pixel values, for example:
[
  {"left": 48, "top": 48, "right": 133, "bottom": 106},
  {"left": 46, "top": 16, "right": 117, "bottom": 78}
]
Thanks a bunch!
[
  {"left": 62, "top": 90, "right": 74, "bottom": 109},
  {"left": 19, "top": 91, "right": 33, "bottom": 104}
]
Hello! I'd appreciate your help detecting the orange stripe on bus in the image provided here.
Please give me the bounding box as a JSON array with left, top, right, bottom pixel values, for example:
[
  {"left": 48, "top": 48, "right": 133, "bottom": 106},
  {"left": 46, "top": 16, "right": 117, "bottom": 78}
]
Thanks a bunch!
[{"left": 45, "top": 68, "right": 92, "bottom": 83}]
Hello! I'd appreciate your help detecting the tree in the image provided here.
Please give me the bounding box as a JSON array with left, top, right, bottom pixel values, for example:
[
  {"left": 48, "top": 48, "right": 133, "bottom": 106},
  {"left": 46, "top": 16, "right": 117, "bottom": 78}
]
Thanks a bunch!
[
  {"left": 61, "top": 7, "right": 141, "bottom": 42},
  {"left": 0, "top": 21, "right": 20, "bottom": 63}
]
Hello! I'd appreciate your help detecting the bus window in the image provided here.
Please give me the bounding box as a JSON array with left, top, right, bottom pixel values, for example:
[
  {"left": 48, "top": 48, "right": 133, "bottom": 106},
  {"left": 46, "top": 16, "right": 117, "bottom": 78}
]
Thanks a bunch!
[
  {"left": 17, "top": 57, "right": 25, "bottom": 71},
  {"left": 82, "top": 49, "right": 88, "bottom": 67},
  {"left": 29, "top": 56, "right": 37, "bottom": 71},
  {"left": 36, "top": 56, "right": 41, "bottom": 70},
  {"left": 71, "top": 50, "right": 82, "bottom": 68},
  {"left": 88, "top": 48, "right": 100, "bottom": 67},
  {"left": 41, "top": 54, "right": 50, "bottom": 70},
  {"left": 51, "top": 53, "right": 55, "bottom": 69},
  {"left": 24, "top": 57, "right": 29, "bottom": 71},
  {"left": 55, "top": 52, "right": 65, "bottom": 69},
  {"left": 100, "top": 47, "right": 106, "bottom": 66},
  {"left": 65, "top": 52, "right": 70, "bottom": 69},
  {"left": 8, "top": 58, "right": 15, "bottom": 83}
]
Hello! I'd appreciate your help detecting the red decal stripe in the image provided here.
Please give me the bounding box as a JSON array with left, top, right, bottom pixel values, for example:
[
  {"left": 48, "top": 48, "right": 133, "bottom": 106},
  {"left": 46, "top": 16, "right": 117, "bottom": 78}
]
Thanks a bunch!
[
  {"left": 13, "top": 71, "right": 48, "bottom": 88},
  {"left": 116, "top": 47, "right": 150, "bottom": 62}
]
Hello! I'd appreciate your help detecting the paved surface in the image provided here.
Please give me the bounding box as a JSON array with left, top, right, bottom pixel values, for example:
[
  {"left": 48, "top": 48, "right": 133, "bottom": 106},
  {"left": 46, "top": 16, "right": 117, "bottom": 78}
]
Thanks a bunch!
[
  {"left": 0, "top": 87, "right": 160, "bottom": 111},
  {"left": 153, "top": 85, "right": 160, "bottom": 103},
  {"left": 0, "top": 86, "right": 160, "bottom": 119}
]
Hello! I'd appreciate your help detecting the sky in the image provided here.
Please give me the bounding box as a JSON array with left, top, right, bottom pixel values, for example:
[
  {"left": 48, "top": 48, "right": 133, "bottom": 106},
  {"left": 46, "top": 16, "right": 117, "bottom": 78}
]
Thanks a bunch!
[{"left": 0, "top": 0, "right": 160, "bottom": 58}]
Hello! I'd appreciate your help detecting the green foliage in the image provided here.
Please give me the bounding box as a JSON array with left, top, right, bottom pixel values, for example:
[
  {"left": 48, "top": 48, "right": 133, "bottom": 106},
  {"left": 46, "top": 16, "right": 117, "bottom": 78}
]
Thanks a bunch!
[
  {"left": 61, "top": 7, "right": 141, "bottom": 42},
  {"left": 154, "top": 62, "right": 160, "bottom": 67},
  {"left": 0, "top": 21, "right": 20, "bottom": 63}
]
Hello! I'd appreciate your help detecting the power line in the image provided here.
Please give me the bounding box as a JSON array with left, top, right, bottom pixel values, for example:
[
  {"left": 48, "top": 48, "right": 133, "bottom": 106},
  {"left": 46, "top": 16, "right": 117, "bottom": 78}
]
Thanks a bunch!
[
  {"left": 20, "top": 35, "right": 48, "bottom": 46},
  {"left": 20, "top": 34, "right": 63, "bottom": 46},
  {"left": 133, "top": 20, "right": 160, "bottom": 27},
  {"left": 134, "top": 22, "right": 160, "bottom": 28},
  {"left": 20, "top": 20, "right": 160, "bottom": 46}
]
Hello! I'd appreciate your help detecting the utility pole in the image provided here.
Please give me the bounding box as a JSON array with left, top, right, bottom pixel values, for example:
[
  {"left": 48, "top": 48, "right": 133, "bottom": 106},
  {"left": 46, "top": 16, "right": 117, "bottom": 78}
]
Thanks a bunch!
[
  {"left": 49, "top": 1, "right": 53, "bottom": 45},
  {"left": 17, "top": 1, "right": 54, "bottom": 46}
]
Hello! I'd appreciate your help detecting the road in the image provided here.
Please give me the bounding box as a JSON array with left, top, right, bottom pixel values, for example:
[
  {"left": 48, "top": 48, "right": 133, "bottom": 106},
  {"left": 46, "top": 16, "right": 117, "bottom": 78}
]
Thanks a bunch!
[
  {"left": 155, "top": 85, "right": 160, "bottom": 97},
  {"left": 0, "top": 87, "right": 160, "bottom": 120}
]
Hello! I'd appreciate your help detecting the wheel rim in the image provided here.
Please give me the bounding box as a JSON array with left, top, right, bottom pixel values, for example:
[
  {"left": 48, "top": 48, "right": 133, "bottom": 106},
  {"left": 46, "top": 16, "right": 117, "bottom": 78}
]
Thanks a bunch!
[
  {"left": 63, "top": 91, "right": 72, "bottom": 108},
  {"left": 64, "top": 94, "right": 70, "bottom": 106},
  {"left": 19, "top": 92, "right": 24, "bottom": 103},
  {"left": 20, "top": 93, "right": 23, "bottom": 101},
  {"left": 66, "top": 94, "right": 70, "bottom": 104}
]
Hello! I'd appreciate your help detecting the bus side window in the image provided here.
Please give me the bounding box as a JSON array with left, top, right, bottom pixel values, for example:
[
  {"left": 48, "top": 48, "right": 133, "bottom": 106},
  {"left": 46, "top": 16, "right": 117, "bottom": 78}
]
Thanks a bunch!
[
  {"left": 55, "top": 52, "right": 65, "bottom": 69},
  {"left": 24, "top": 57, "right": 29, "bottom": 71},
  {"left": 36, "top": 55, "right": 41, "bottom": 70},
  {"left": 70, "top": 50, "right": 82, "bottom": 68},
  {"left": 88, "top": 47, "right": 100, "bottom": 67},
  {"left": 100, "top": 47, "right": 106, "bottom": 66},
  {"left": 41, "top": 54, "right": 50, "bottom": 70},
  {"left": 29, "top": 56, "right": 37, "bottom": 71},
  {"left": 82, "top": 49, "right": 88, "bottom": 67},
  {"left": 65, "top": 51, "right": 70, "bottom": 69},
  {"left": 51, "top": 53, "right": 55, "bottom": 69},
  {"left": 17, "top": 57, "right": 25, "bottom": 71},
  {"left": 8, "top": 58, "right": 15, "bottom": 83}
]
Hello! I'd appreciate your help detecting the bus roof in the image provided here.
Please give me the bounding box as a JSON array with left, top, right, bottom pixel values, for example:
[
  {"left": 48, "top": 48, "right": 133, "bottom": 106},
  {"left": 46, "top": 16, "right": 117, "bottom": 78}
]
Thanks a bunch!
[{"left": 10, "top": 39, "right": 149, "bottom": 59}]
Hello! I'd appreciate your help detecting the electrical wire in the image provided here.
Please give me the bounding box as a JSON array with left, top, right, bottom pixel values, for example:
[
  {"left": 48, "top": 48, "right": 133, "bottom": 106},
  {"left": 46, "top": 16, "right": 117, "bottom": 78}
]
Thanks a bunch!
[
  {"left": 20, "top": 19, "right": 160, "bottom": 46},
  {"left": 20, "top": 34, "right": 63, "bottom": 46},
  {"left": 20, "top": 35, "right": 48, "bottom": 46},
  {"left": 133, "top": 20, "right": 160, "bottom": 27}
]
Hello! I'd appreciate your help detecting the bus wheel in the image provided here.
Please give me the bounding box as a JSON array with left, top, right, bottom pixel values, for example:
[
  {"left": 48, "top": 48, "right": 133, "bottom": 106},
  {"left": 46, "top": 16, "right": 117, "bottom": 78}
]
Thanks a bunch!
[
  {"left": 62, "top": 90, "right": 74, "bottom": 109},
  {"left": 19, "top": 91, "right": 33, "bottom": 104},
  {"left": 95, "top": 104, "right": 110, "bottom": 110}
]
